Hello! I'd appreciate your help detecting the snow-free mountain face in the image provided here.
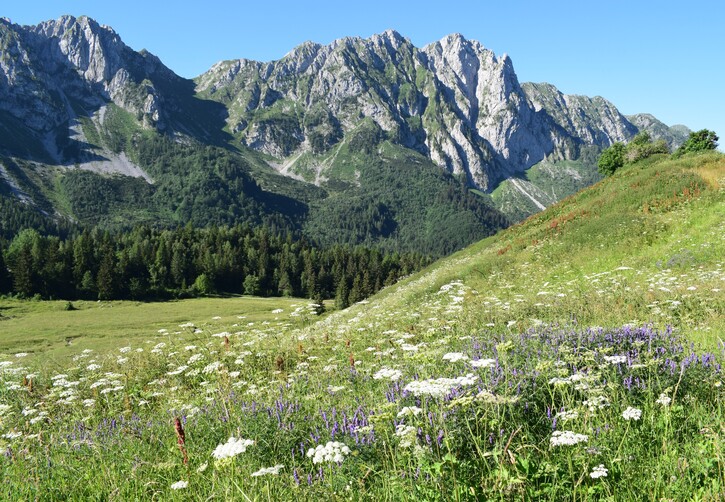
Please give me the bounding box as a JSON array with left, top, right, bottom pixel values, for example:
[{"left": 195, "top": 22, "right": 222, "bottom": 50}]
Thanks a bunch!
[
  {"left": 196, "top": 30, "right": 686, "bottom": 191},
  {"left": 0, "top": 15, "right": 226, "bottom": 162},
  {"left": 0, "top": 16, "right": 689, "bottom": 245}
]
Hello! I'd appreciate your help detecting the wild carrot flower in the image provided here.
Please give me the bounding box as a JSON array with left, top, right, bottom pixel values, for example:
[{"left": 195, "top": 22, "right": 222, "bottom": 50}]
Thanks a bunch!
[
  {"left": 550, "top": 430, "right": 588, "bottom": 447},
  {"left": 306, "top": 441, "right": 350, "bottom": 464},
  {"left": 251, "top": 464, "right": 284, "bottom": 476},
  {"left": 397, "top": 406, "right": 423, "bottom": 418},
  {"left": 622, "top": 407, "right": 642, "bottom": 421},
  {"left": 404, "top": 374, "right": 478, "bottom": 398},
  {"left": 212, "top": 437, "right": 255, "bottom": 460},
  {"left": 442, "top": 352, "right": 468, "bottom": 363},
  {"left": 373, "top": 368, "right": 403, "bottom": 381},
  {"left": 395, "top": 424, "right": 418, "bottom": 448},
  {"left": 656, "top": 393, "right": 672, "bottom": 406},
  {"left": 470, "top": 358, "right": 496, "bottom": 369},
  {"left": 590, "top": 464, "right": 608, "bottom": 479},
  {"left": 170, "top": 480, "right": 188, "bottom": 490}
]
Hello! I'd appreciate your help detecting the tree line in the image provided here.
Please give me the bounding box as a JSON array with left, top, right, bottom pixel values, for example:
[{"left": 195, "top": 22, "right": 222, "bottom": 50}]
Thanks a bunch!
[{"left": 0, "top": 225, "right": 431, "bottom": 308}]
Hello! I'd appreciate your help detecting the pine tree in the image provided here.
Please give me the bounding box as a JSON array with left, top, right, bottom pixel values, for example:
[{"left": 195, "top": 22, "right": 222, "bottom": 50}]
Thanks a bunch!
[
  {"left": 0, "top": 249, "right": 10, "bottom": 294},
  {"left": 13, "top": 246, "right": 36, "bottom": 297},
  {"left": 96, "top": 247, "right": 116, "bottom": 301},
  {"left": 335, "top": 276, "right": 350, "bottom": 310}
]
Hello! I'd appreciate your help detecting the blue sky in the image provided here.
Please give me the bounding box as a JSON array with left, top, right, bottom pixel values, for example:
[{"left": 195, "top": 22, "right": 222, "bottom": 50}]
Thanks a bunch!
[{"left": 4, "top": 1, "right": 724, "bottom": 141}]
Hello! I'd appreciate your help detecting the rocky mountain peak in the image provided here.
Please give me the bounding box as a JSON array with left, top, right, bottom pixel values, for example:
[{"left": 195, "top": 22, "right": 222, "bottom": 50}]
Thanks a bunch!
[
  {"left": 1, "top": 17, "right": 689, "bottom": 198},
  {"left": 29, "top": 14, "right": 127, "bottom": 85}
]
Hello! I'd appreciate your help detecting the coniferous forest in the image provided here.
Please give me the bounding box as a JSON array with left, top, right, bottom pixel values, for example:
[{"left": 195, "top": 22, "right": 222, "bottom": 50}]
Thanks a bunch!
[{"left": 0, "top": 225, "right": 430, "bottom": 307}]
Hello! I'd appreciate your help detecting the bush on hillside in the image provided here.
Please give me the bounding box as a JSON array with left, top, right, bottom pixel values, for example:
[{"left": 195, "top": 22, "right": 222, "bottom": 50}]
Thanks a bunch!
[
  {"left": 598, "top": 132, "right": 670, "bottom": 176},
  {"left": 674, "top": 129, "right": 719, "bottom": 157}
]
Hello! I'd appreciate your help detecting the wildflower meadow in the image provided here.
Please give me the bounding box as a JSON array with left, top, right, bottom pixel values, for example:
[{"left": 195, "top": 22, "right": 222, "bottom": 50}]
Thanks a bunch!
[{"left": 0, "top": 153, "right": 723, "bottom": 500}]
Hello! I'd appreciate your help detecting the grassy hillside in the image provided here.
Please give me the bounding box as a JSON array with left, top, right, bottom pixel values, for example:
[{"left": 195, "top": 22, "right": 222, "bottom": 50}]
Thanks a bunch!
[{"left": 0, "top": 152, "right": 722, "bottom": 500}]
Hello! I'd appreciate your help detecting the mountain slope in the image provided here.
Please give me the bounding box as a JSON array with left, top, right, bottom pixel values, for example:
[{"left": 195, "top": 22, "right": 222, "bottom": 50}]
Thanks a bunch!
[
  {"left": 322, "top": 150, "right": 724, "bottom": 347},
  {"left": 197, "top": 31, "right": 688, "bottom": 193},
  {"left": 0, "top": 16, "right": 691, "bottom": 249}
]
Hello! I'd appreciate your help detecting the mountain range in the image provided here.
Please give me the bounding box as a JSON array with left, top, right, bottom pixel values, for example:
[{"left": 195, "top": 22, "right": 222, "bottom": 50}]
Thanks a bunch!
[{"left": 0, "top": 15, "right": 689, "bottom": 253}]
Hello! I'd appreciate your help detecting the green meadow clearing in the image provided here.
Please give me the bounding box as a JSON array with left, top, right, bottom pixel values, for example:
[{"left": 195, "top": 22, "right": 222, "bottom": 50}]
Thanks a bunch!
[{"left": 0, "top": 296, "right": 321, "bottom": 359}]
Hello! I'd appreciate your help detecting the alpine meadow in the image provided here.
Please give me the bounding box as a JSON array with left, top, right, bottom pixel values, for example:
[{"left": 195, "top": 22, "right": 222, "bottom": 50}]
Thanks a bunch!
[{"left": 0, "top": 13, "right": 723, "bottom": 502}]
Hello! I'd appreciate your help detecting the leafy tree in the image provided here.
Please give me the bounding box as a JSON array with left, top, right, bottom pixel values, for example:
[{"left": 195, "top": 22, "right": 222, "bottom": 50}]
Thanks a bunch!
[
  {"left": 193, "top": 273, "right": 215, "bottom": 295},
  {"left": 243, "top": 275, "right": 260, "bottom": 296},
  {"left": 598, "top": 143, "right": 625, "bottom": 176},
  {"left": 675, "top": 129, "right": 719, "bottom": 156}
]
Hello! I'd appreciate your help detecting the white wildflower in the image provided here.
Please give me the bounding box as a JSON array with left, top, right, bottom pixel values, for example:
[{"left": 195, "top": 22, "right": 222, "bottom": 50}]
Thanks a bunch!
[
  {"left": 188, "top": 353, "right": 204, "bottom": 364},
  {"left": 373, "top": 368, "right": 403, "bottom": 381},
  {"left": 119, "top": 346, "right": 132, "bottom": 354},
  {"left": 656, "top": 393, "right": 672, "bottom": 406},
  {"left": 403, "top": 373, "right": 478, "bottom": 398},
  {"left": 202, "top": 361, "right": 223, "bottom": 374},
  {"left": 395, "top": 424, "right": 418, "bottom": 448},
  {"left": 590, "top": 464, "right": 608, "bottom": 479},
  {"left": 583, "top": 395, "right": 609, "bottom": 411},
  {"left": 212, "top": 437, "right": 255, "bottom": 460},
  {"left": 550, "top": 430, "right": 589, "bottom": 447},
  {"left": 170, "top": 480, "right": 188, "bottom": 490},
  {"left": 306, "top": 441, "right": 351, "bottom": 464},
  {"left": 622, "top": 406, "right": 642, "bottom": 421},
  {"left": 251, "top": 464, "right": 284, "bottom": 476},
  {"left": 470, "top": 358, "right": 496, "bottom": 369},
  {"left": 555, "top": 409, "right": 580, "bottom": 421},
  {"left": 603, "top": 355, "right": 627, "bottom": 365},
  {"left": 397, "top": 406, "right": 423, "bottom": 418},
  {"left": 442, "top": 352, "right": 468, "bottom": 363}
]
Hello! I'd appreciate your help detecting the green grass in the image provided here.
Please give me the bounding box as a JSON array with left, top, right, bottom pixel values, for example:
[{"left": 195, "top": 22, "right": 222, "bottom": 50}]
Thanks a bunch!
[
  {"left": 0, "top": 296, "right": 321, "bottom": 361},
  {"left": 0, "top": 152, "right": 722, "bottom": 500}
]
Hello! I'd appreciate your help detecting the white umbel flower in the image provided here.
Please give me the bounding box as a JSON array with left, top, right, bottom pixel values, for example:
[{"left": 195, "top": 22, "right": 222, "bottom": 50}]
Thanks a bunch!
[
  {"left": 622, "top": 406, "right": 642, "bottom": 421},
  {"left": 403, "top": 373, "right": 478, "bottom": 398},
  {"left": 656, "top": 393, "right": 672, "bottom": 406},
  {"left": 550, "top": 430, "right": 589, "bottom": 447},
  {"left": 212, "top": 437, "right": 255, "bottom": 459},
  {"left": 306, "top": 441, "right": 351, "bottom": 464},
  {"left": 590, "top": 464, "right": 608, "bottom": 479},
  {"left": 251, "top": 464, "right": 284, "bottom": 476},
  {"left": 470, "top": 358, "right": 496, "bottom": 369},
  {"left": 442, "top": 352, "right": 468, "bottom": 363},
  {"left": 170, "top": 480, "right": 188, "bottom": 490},
  {"left": 373, "top": 368, "right": 403, "bottom": 381}
]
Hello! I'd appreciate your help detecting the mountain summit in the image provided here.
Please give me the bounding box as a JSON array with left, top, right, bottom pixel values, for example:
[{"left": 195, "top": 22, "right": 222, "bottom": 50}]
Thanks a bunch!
[
  {"left": 0, "top": 16, "right": 689, "bottom": 248},
  {"left": 196, "top": 31, "right": 686, "bottom": 190}
]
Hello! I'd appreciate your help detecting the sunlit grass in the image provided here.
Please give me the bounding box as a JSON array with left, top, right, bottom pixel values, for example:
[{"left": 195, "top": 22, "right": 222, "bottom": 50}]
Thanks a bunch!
[
  {"left": 0, "top": 296, "right": 322, "bottom": 359},
  {"left": 0, "top": 152, "right": 722, "bottom": 499}
]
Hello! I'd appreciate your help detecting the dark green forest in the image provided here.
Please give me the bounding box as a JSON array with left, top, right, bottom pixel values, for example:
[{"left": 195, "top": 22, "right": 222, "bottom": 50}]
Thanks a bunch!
[{"left": 0, "top": 225, "right": 430, "bottom": 308}]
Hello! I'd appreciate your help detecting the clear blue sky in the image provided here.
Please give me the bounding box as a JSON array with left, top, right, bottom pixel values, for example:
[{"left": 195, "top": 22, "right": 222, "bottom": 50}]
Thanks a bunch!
[{"left": 4, "top": 1, "right": 724, "bottom": 141}]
